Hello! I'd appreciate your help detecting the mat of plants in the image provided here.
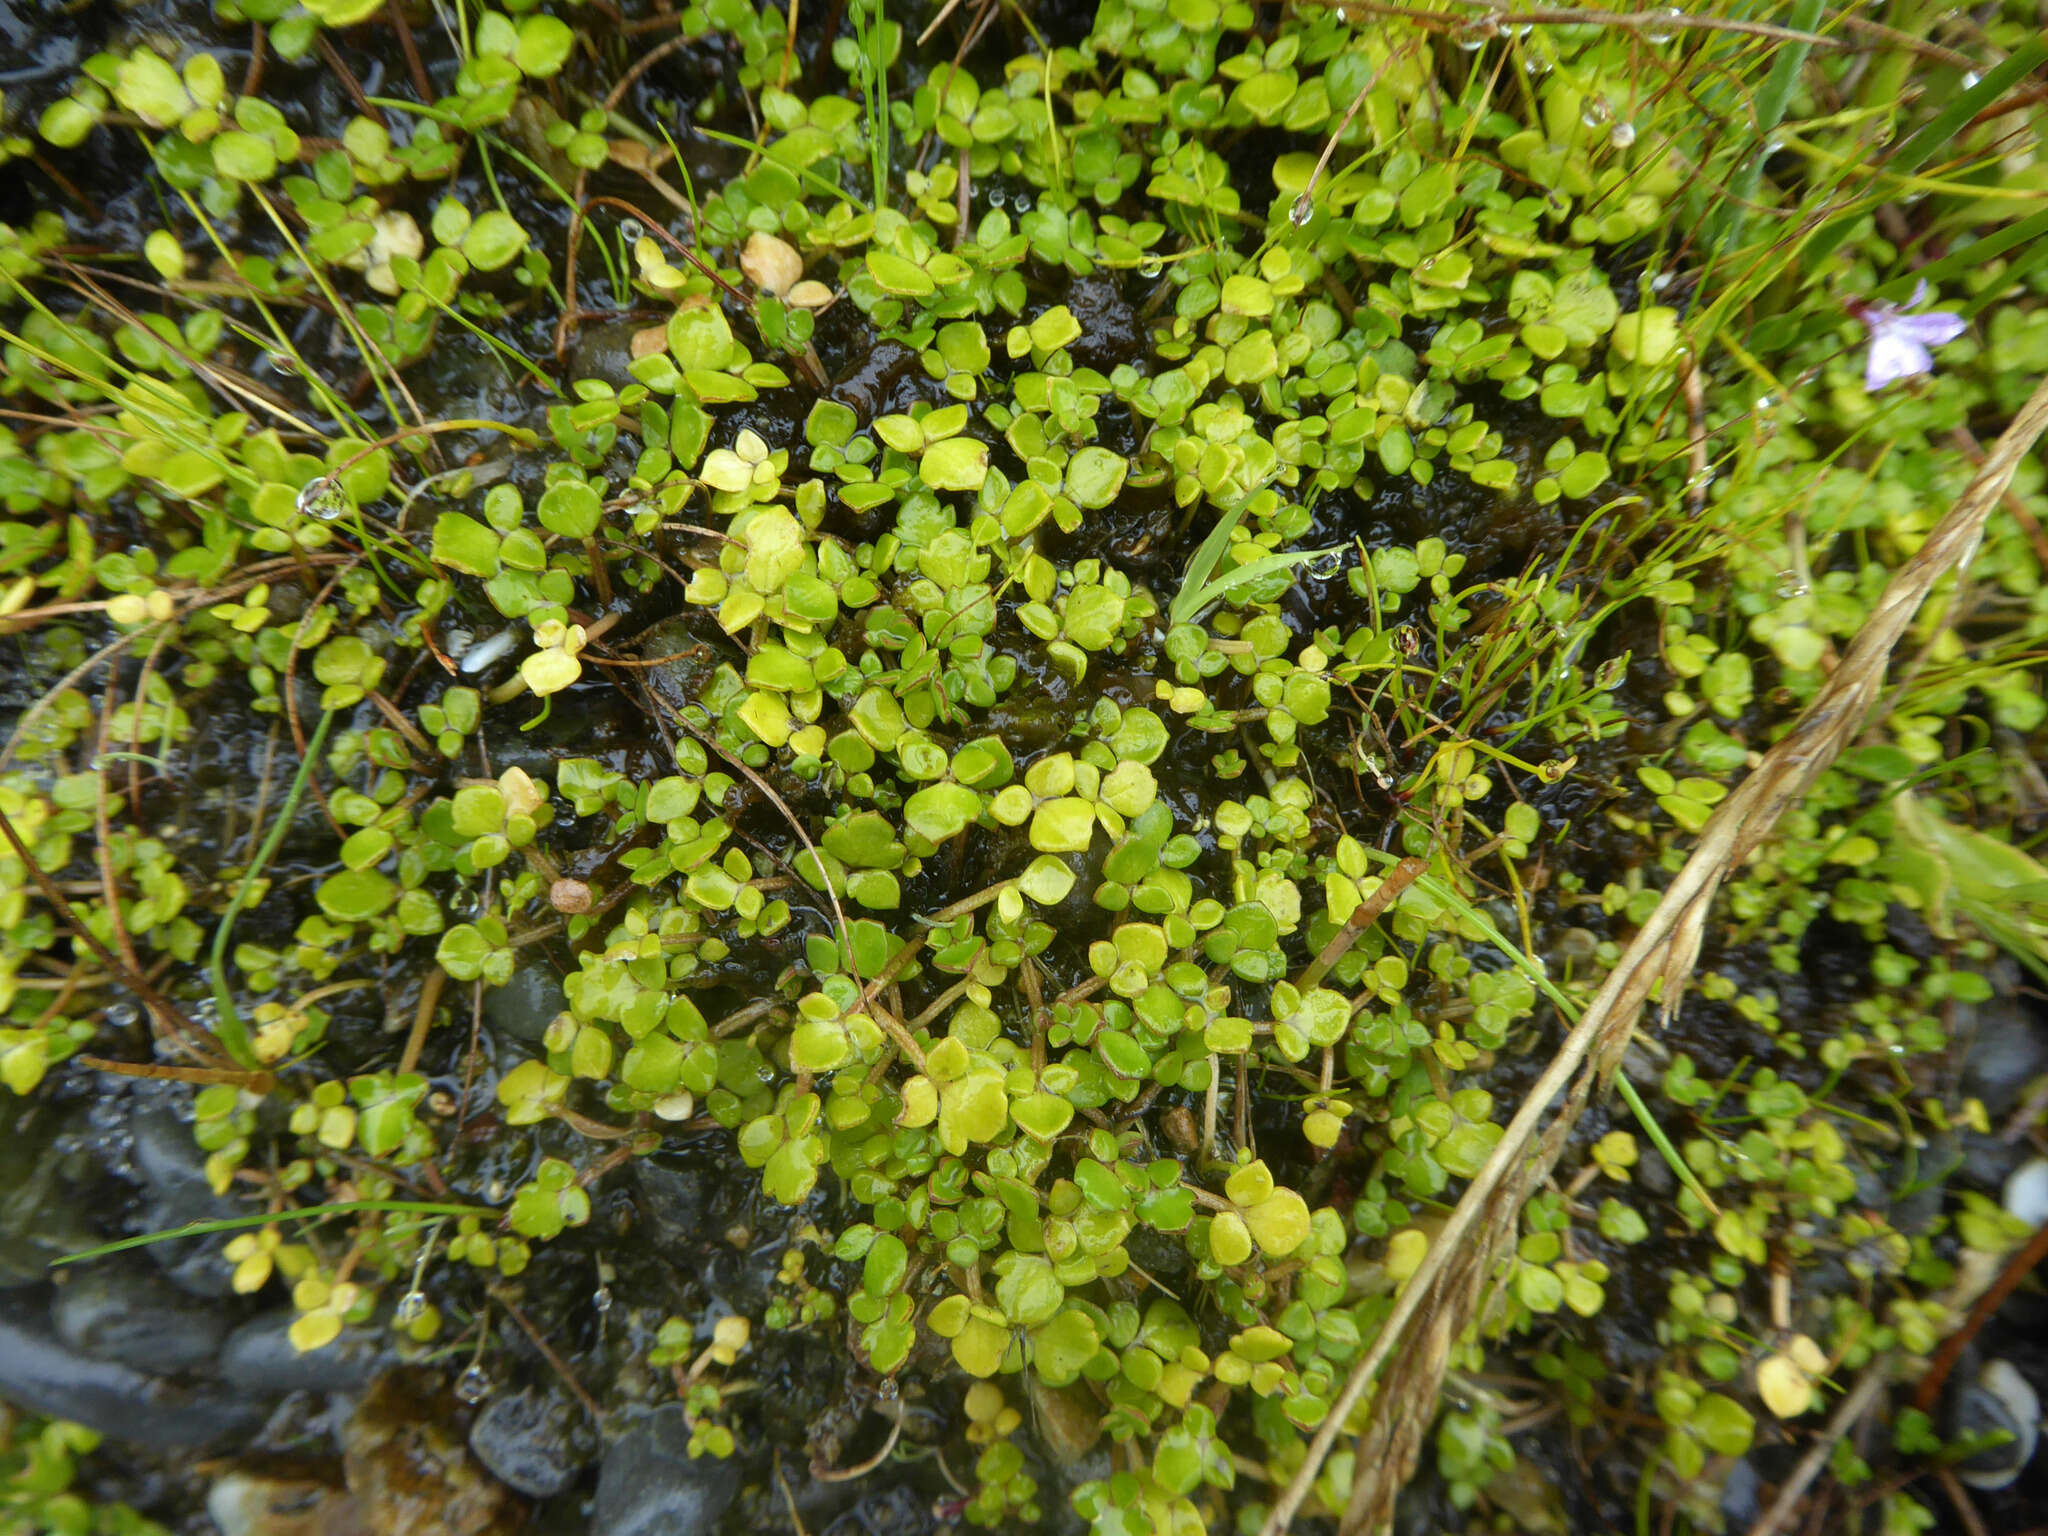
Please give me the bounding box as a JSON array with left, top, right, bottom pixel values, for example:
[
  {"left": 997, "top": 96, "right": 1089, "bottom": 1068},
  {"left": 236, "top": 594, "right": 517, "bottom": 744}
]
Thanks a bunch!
[{"left": 3, "top": 0, "right": 2048, "bottom": 1533}]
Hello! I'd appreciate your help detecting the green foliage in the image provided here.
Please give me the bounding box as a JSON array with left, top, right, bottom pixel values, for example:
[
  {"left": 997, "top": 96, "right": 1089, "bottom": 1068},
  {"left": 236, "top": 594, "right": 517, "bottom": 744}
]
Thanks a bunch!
[{"left": 2, "top": 4, "right": 2044, "bottom": 1534}]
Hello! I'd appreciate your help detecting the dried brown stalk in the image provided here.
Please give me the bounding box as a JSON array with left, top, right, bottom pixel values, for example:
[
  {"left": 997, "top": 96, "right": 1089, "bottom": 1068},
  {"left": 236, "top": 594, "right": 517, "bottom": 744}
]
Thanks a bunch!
[{"left": 1258, "top": 370, "right": 2048, "bottom": 1536}]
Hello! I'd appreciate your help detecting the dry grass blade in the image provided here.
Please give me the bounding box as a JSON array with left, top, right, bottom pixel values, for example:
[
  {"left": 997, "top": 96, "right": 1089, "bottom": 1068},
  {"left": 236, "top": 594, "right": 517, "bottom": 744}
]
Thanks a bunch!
[{"left": 1257, "top": 370, "right": 2048, "bottom": 1536}]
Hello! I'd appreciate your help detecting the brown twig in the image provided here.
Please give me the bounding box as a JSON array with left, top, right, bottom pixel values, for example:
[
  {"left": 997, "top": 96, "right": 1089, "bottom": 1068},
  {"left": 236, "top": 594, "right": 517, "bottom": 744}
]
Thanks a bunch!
[
  {"left": 386, "top": 0, "right": 433, "bottom": 102},
  {"left": 491, "top": 1289, "right": 604, "bottom": 1422},
  {"left": 398, "top": 964, "right": 447, "bottom": 1076},
  {"left": 1912, "top": 1214, "right": 2048, "bottom": 1414},
  {"left": 1297, "top": 855, "right": 1427, "bottom": 991},
  {"left": 0, "top": 806, "right": 217, "bottom": 1061}
]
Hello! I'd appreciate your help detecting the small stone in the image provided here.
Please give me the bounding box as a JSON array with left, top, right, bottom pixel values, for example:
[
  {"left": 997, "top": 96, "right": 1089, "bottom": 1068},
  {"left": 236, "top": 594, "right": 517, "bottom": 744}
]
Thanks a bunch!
[
  {"left": 786, "top": 279, "right": 834, "bottom": 310},
  {"left": 2003, "top": 1156, "right": 2048, "bottom": 1227},
  {"left": 469, "top": 1385, "right": 594, "bottom": 1499},
  {"left": 52, "top": 1262, "right": 228, "bottom": 1371},
  {"left": 0, "top": 1313, "right": 266, "bottom": 1449},
  {"left": 550, "top": 878, "right": 593, "bottom": 914},
  {"left": 1955, "top": 1359, "right": 2042, "bottom": 1490},
  {"left": 741, "top": 232, "right": 803, "bottom": 296},
  {"left": 482, "top": 957, "right": 566, "bottom": 1047},
  {"left": 344, "top": 1372, "right": 519, "bottom": 1536},
  {"left": 218, "top": 1309, "right": 384, "bottom": 1395},
  {"left": 1027, "top": 1375, "right": 1102, "bottom": 1465},
  {"left": 208, "top": 1473, "right": 365, "bottom": 1536},
  {"left": 591, "top": 1405, "right": 739, "bottom": 1536}
]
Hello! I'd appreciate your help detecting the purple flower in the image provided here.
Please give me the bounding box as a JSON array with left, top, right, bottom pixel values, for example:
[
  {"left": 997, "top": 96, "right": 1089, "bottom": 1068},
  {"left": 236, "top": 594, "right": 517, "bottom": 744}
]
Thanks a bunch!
[{"left": 1854, "top": 280, "right": 1967, "bottom": 391}]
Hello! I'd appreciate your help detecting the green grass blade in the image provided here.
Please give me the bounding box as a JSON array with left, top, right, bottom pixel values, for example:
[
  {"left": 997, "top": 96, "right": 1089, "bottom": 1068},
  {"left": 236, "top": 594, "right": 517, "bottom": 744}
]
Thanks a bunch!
[
  {"left": 1408, "top": 865, "right": 1722, "bottom": 1217},
  {"left": 208, "top": 709, "right": 335, "bottom": 1069},
  {"left": 1168, "top": 497, "right": 1254, "bottom": 627},
  {"left": 51, "top": 1200, "right": 489, "bottom": 1267}
]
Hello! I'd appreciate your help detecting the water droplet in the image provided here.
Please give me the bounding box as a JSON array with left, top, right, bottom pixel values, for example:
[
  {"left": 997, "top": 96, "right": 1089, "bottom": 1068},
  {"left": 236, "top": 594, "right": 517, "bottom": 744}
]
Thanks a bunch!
[
  {"left": 1580, "top": 95, "right": 1613, "bottom": 130},
  {"left": 1776, "top": 573, "right": 1808, "bottom": 600},
  {"left": 267, "top": 352, "right": 298, "bottom": 375},
  {"left": 455, "top": 1365, "right": 491, "bottom": 1403},
  {"left": 1454, "top": 20, "right": 1492, "bottom": 49},
  {"left": 618, "top": 218, "right": 643, "bottom": 243},
  {"left": 1289, "top": 194, "right": 1314, "bottom": 228},
  {"left": 1011, "top": 192, "right": 1032, "bottom": 211},
  {"left": 1139, "top": 259, "right": 1163, "bottom": 278},
  {"left": 296, "top": 478, "right": 352, "bottom": 523},
  {"left": 593, "top": 1286, "right": 614, "bottom": 1314},
  {"left": 987, "top": 189, "right": 1007, "bottom": 208},
  {"left": 1521, "top": 51, "right": 1551, "bottom": 76},
  {"left": 1643, "top": 7, "right": 1684, "bottom": 44},
  {"left": 1755, "top": 394, "right": 1775, "bottom": 412},
  {"left": 1610, "top": 120, "right": 1637, "bottom": 150},
  {"left": 106, "top": 1001, "right": 140, "bottom": 1029},
  {"left": 449, "top": 887, "right": 482, "bottom": 917},
  {"left": 1330, "top": 5, "right": 1346, "bottom": 19},
  {"left": 395, "top": 1290, "right": 428, "bottom": 1324},
  {"left": 1962, "top": 71, "right": 1980, "bottom": 90},
  {"left": 1650, "top": 271, "right": 1672, "bottom": 292}
]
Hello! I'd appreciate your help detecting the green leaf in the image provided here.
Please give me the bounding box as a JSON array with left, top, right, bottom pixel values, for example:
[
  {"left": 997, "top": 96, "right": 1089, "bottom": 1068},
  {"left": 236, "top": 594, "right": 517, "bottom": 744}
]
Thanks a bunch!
[
  {"left": 514, "top": 14, "right": 575, "bottom": 75},
  {"left": 920, "top": 436, "right": 990, "bottom": 492},
  {"left": 211, "top": 131, "right": 278, "bottom": 183},
  {"left": 866, "top": 250, "right": 935, "bottom": 296},
  {"left": 1065, "top": 447, "right": 1128, "bottom": 510},
  {"left": 537, "top": 480, "right": 601, "bottom": 538},
  {"left": 1030, "top": 797, "right": 1096, "bottom": 854},
  {"left": 904, "top": 782, "right": 981, "bottom": 843},
  {"left": 433, "top": 512, "right": 502, "bottom": 578},
  {"left": 463, "top": 211, "right": 530, "bottom": 271},
  {"left": 317, "top": 869, "right": 396, "bottom": 921}
]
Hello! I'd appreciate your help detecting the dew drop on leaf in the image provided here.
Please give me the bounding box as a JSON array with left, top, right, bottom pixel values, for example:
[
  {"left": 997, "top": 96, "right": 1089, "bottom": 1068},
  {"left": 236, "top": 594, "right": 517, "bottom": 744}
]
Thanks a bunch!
[{"left": 297, "top": 477, "right": 352, "bottom": 522}]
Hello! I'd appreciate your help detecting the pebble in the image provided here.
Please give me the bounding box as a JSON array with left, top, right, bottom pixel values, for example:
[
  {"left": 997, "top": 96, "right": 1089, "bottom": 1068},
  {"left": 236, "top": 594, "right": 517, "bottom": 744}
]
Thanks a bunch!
[
  {"left": 128, "top": 1096, "right": 244, "bottom": 1296},
  {"left": 2003, "top": 1156, "right": 2048, "bottom": 1228},
  {"left": 630, "top": 1154, "right": 710, "bottom": 1252},
  {"left": 482, "top": 956, "right": 566, "bottom": 1046},
  {"left": 343, "top": 1371, "right": 519, "bottom": 1536},
  {"left": 208, "top": 1472, "right": 365, "bottom": 1536},
  {"left": 0, "top": 1312, "right": 266, "bottom": 1448},
  {"left": 51, "top": 1262, "right": 228, "bottom": 1371},
  {"left": 591, "top": 1405, "right": 740, "bottom": 1536},
  {"left": 1954, "top": 1359, "right": 2042, "bottom": 1490},
  {"left": 468, "top": 1385, "right": 594, "bottom": 1498},
  {"left": 217, "top": 1309, "right": 386, "bottom": 1395}
]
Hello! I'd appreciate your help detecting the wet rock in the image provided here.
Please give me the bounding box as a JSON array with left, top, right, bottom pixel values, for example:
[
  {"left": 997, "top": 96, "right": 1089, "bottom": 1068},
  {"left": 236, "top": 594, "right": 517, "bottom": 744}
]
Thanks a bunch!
[
  {"left": 1954, "top": 1359, "right": 2042, "bottom": 1491},
  {"left": 1718, "top": 1457, "right": 1761, "bottom": 1528},
  {"left": 1958, "top": 975, "right": 2048, "bottom": 1118},
  {"left": 0, "top": 1312, "right": 266, "bottom": 1448},
  {"left": 630, "top": 1153, "right": 709, "bottom": 1251},
  {"left": 208, "top": 1472, "right": 366, "bottom": 1536},
  {"left": 343, "top": 1372, "right": 519, "bottom": 1536},
  {"left": 591, "top": 1404, "right": 740, "bottom": 1536},
  {"left": 819, "top": 1485, "right": 936, "bottom": 1536},
  {"left": 128, "top": 1095, "right": 243, "bottom": 1296},
  {"left": 636, "top": 615, "right": 727, "bottom": 726},
  {"left": 2005, "top": 1156, "right": 2048, "bottom": 1227},
  {"left": 218, "top": 1310, "right": 386, "bottom": 1395},
  {"left": 0, "top": 1099, "right": 96, "bottom": 1286},
  {"left": 51, "top": 1261, "right": 229, "bottom": 1371},
  {"left": 483, "top": 955, "right": 566, "bottom": 1046},
  {"left": 1027, "top": 1377, "right": 1102, "bottom": 1466},
  {"left": 468, "top": 1384, "right": 594, "bottom": 1498}
]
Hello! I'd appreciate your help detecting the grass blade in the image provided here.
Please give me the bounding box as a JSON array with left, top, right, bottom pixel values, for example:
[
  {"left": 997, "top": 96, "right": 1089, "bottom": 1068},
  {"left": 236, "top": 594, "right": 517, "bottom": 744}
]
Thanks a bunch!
[{"left": 52, "top": 1200, "right": 488, "bottom": 1267}]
